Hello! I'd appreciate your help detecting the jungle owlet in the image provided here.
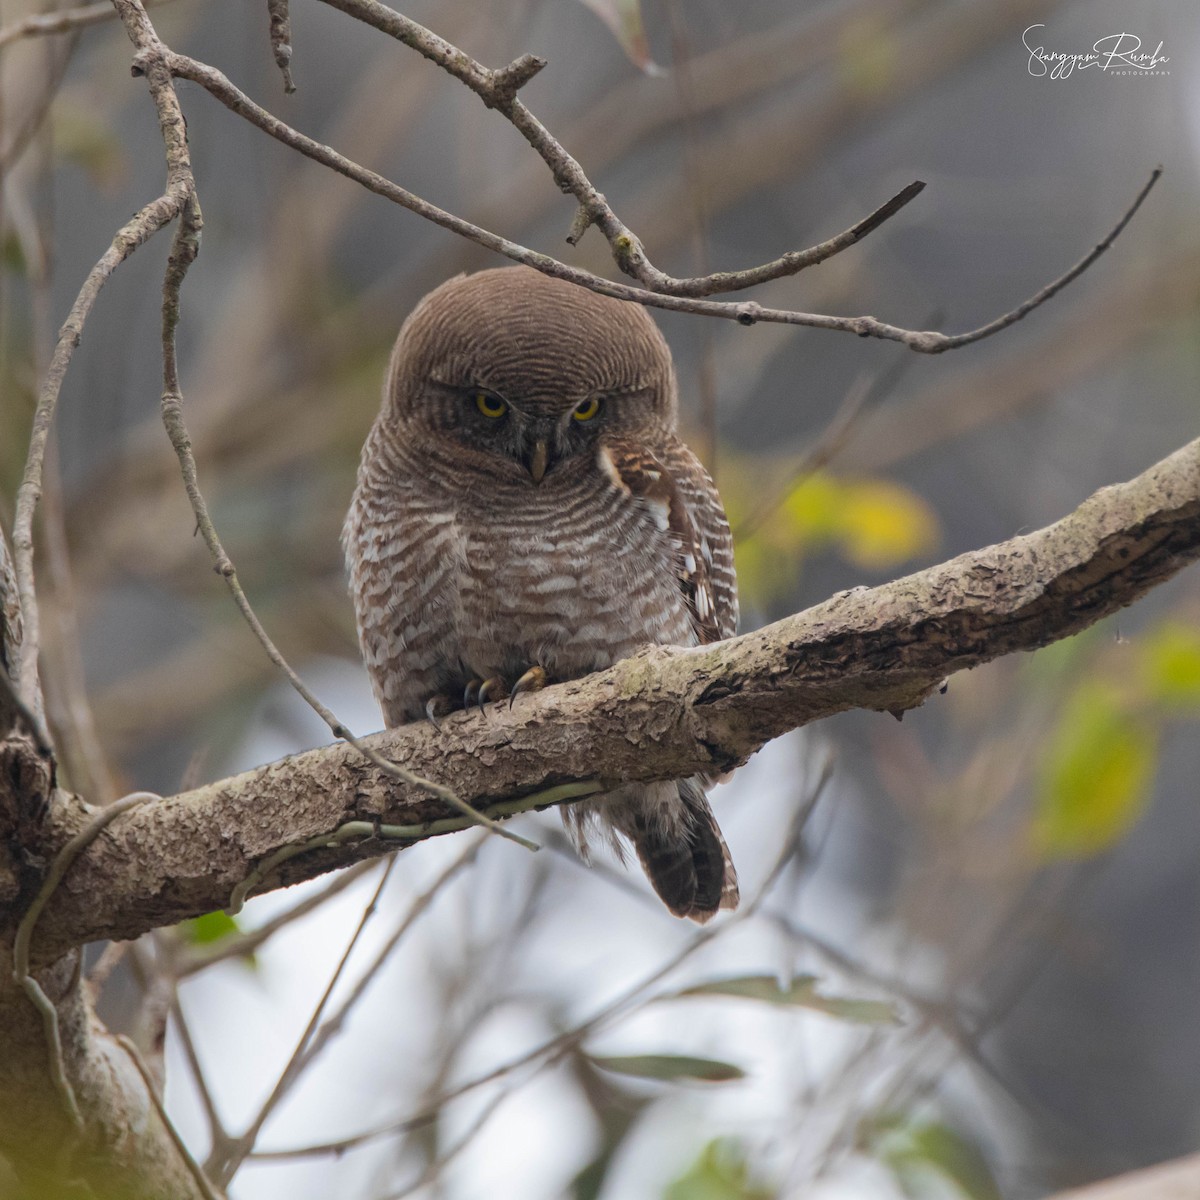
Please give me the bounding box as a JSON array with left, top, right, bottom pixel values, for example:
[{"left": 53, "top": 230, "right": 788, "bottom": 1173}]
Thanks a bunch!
[{"left": 344, "top": 266, "right": 739, "bottom": 921}]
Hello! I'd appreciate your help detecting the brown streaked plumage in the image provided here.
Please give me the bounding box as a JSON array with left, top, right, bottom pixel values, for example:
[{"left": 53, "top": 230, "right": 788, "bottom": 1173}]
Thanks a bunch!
[{"left": 343, "top": 266, "right": 739, "bottom": 921}]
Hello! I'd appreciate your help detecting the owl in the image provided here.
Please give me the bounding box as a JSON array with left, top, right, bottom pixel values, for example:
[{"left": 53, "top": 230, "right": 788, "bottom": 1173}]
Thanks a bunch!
[{"left": 344, "top": 266, "right": 739, "bottom": 921}]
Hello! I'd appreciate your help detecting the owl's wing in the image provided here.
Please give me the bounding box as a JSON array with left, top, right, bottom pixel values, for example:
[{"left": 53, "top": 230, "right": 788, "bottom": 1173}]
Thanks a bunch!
[
  {"left": 603, "top": 438, "right": 738, "bottom": 646},
  {"left": 661, "top": 439, "right": 738, "bottom": 644}
]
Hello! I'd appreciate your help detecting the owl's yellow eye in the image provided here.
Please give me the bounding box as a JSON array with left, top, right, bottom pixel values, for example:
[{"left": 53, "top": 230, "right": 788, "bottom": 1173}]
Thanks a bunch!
[
  {"left": 573, "top": 397, "right": 602, "bottom": 422},
  {"left": 474, "top": 391, "right": 507, "bottom": 419}
]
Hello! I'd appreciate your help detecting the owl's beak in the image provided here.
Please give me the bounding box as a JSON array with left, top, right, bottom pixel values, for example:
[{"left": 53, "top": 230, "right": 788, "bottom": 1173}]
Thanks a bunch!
[{"left": 527, "top": 439, "right": 549, "bottom": 485}]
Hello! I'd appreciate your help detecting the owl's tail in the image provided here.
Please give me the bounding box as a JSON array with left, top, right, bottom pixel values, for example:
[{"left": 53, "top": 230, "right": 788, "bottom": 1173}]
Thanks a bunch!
[
  {"left": 563, "top": 778, "right": 739, "bottom": 922},
  {"left": 629, "top": 779, "right": 739, "bottom": 923}
]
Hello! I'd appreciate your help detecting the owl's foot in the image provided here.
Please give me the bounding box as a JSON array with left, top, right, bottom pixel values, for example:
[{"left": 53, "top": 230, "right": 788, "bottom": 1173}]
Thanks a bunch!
[
  {"left": 426, "top": 669, "right": 544, "bottom": 727},
  {"left": 462, "top": 677, "right": 508, "bottom": 710},
  {"left": 461, "top": 677, "right": 510, "bottom": 713},
  {"left": 508, "top": 665, "right": 548, "bottom": 709}
]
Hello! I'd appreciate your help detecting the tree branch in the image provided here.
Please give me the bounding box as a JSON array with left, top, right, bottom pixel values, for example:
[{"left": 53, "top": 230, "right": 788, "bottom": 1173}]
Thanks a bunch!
[
  {"left": 25, "top": 435, "right": 1200, "bottom": 964},
  {"left": 311, "top": 1, "right": 939, "bottom": 297},
  {"left": 162, "top": 47, "right": 1158, "bottom": 353}
]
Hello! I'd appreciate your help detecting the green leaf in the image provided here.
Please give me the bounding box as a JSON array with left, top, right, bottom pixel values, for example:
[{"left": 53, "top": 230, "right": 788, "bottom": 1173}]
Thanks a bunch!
[
  {"left": 664, "top": 974, "right": 900, "bottom": 1025},
  {"left": 665, "top": 1138, "right": 776, "bottom": 1200},
  {"left": 179, "top": 909, "right": 242, "bottom": 946},
  {"left": 571, "top": 1154, "right": 612, "bottom": 1200},
  {"left": 590, "top": 1054, "right": 745, "bottom": 1083},
  {"left": 1032, "top": 683, "right": 1157, "bottom": 859},
  {"left": 868, "top": 1117, "right": 1000, "bottom": 1200},
  {"left": 1142, "top": 621, "right": 1200, "bottom": 711},
  {"left": 0, "top": 229, "right": 26, "bottom": 276},
  {"left": 671, "top": 973, "right": 819, "bottom": 1001},
  {"left": 569, "top": 1047, "right": 651, "bottom": 1200}
]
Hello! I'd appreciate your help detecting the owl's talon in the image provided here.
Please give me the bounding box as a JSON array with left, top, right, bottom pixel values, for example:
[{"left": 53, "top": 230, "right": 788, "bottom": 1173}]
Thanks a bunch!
[
  {"left": 463, "top": 679, "right": 482, "bottom": 710},
  {"left": 477, "top": 677, "right": 508, "bottom": 709},
  {"left": 425, "top": 695, "right": 451, "bottom": 731},
  {"left": 508, "top": 665, "right": 548, "bottom": 709}
]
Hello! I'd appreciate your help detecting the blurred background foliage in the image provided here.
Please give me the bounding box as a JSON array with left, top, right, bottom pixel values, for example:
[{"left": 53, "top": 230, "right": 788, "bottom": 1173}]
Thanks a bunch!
[{"left": 1, "top": 0, "right": 1199, "bottom": 1197}]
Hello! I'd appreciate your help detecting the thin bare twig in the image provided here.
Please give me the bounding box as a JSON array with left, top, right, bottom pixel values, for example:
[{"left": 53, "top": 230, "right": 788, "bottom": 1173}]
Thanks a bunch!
[
  {"left": 127, "top": 939, "right": 173, "bottom": 1084},
  {"left": 214, "top": 840, "right": 478, "bottom": 1185},
  {"left": 11, "top": 0, "right": 195, "bottom": 721},
  {"left": 0, "top": 0, "right": 178, "bottom": 50},
  {"left": 0, "top": 661, "right": 53, "bottom": 754},
  {"left": 162, "top": 49, "right": 1158, "bottom": 354},
  {"left": 934, "top": 166, "right": 1163, "bottom": 350},
  {"left": 41, "top": 442, "right": 117, "bottom": 802},
  {"left": 253, "top": 766, "right": 832, "bottom": 1162},
  {"left": 0, "top": 30, "right": 79, "bottom": 172},
  {"left": 116, "top": 1035, "right": 225, "bottom": 1200},
  {"left": 168, "top": 993, "right": 227, "bottom": 1151},
  {"left": 318, "top": 0, "right": 921, "bottom": 297},
  {"left": 293, "top": 839, "right": 482, "bottom": 1074},
  {"left": 208, "top": 857, "right": 397, "bottom": 1182},
  {"left": 734, "top": 345, "right": 924, "bottom": 543},
  {"left": 378, "top": 1086, "right": 509, "bottom": 1200},
  {"left": 177, "top": 858, "right": 380, "bottom": 976},
  {"left": 10, "top": 183, "right": 187, "bottom": 714},
  {"left": 265, "top": 0, "right": 296, "bottom": 93},
  {"left": 22, "top": 81, "right": 104, "bottom": 791}
]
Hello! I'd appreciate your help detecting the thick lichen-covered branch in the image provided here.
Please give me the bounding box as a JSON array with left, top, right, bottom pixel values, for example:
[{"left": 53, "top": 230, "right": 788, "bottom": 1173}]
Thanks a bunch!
[{"left": 23, "top": 435, "right": 1200, "bottom": 964}]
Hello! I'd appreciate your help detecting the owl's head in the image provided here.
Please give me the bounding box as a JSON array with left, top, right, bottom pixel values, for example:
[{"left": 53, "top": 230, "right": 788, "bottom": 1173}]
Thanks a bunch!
[{"left": 383, "top": 266, "right": 677, "bottom": 485}]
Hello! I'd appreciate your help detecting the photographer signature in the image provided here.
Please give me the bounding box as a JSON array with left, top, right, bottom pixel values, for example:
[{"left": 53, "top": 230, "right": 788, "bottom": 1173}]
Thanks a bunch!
[{"left": 1023, "top": 25, "right": 1169, "bottom": 79}]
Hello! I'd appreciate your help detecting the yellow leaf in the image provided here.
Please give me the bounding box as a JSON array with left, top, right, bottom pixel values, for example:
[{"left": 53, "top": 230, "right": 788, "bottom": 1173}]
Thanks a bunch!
[
  {"left": 837, "top": 478, "right": 938, "bottom": 569},
  {"left": 776, "top": 472, "right": 938, "bottom": 568},
  {"left": 728, "top": 467, "right": 940, "bottom": 609},
  {"left": 1032, "top": 684, "right": 1157, "bottom": 859}
]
